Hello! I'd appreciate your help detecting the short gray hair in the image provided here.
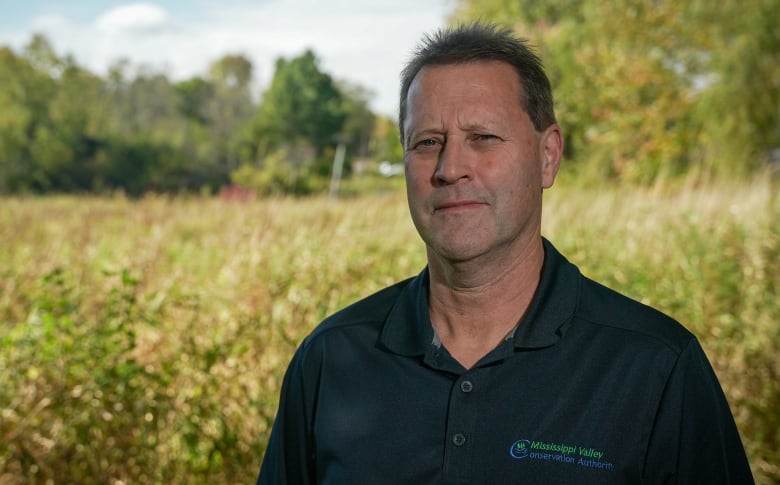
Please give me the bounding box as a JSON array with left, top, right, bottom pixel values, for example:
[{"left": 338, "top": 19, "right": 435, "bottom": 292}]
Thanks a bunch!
[{"left": 399, "top": 22, "right": 557, "bottom": 142}]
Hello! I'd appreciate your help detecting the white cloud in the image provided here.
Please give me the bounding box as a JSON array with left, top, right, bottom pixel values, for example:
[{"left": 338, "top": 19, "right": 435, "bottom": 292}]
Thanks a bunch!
[{"left": 95, "top": 3, "right": 170, "bottom": 33}]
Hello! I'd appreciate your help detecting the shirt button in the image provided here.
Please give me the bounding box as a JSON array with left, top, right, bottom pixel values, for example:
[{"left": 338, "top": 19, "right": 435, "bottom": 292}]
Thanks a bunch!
[
  {"left": 453, "top": 433, "right": 466, "bottom": 446},
  {"left": 460, "top": 380, "right": 473, "bottom": 393}
]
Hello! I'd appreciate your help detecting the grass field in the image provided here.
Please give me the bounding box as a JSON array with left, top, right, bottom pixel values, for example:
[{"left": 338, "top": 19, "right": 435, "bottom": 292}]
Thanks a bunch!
[{"left": 1, "top": 178, "right": 778, "bottom": 483}]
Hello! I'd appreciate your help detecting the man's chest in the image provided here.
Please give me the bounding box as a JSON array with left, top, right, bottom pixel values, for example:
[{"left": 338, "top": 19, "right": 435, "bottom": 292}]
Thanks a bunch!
[{"left": 311, "top": 340, "right": 672, "bottom": 484}]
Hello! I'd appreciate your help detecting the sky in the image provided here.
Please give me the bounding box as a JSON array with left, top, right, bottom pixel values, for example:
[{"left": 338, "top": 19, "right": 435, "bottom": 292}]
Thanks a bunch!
[{"left": 0, "top": 0, "right": 451, "bottom": 117}]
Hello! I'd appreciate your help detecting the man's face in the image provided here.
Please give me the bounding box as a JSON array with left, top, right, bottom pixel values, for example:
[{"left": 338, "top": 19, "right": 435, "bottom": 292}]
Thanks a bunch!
[{"left": 402, "top": 61, "right": 561, "bottom": 265}]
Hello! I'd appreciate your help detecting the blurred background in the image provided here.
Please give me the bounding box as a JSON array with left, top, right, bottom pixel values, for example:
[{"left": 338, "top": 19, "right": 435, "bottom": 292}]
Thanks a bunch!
[
  {"left": 0, "top": 0, "right": 775, "bottom": 195},
  {"left": 1, "top": 0, "right": 778, "bottom": 483}
]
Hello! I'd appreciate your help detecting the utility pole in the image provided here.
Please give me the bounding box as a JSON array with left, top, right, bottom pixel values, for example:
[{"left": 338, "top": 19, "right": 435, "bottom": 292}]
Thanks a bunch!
[{"left": 329, "top": 142, "right": 347, "bottom": 198}]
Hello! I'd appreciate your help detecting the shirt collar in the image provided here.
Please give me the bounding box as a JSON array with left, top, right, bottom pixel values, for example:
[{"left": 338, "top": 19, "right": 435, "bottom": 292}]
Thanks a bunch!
[
  {"left": 378, "top": 267, "right": 434, "bottom": 356},
  {"left": 378, "top": 238, "right": 580, "bottom": 356},
  {"left": 511, "top": 238, "right": 580, "bottom": 349}
]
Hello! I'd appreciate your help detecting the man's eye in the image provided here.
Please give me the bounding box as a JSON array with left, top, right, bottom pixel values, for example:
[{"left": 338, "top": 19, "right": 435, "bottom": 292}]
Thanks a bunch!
[
  {"left": 415, "top": 139, "right": 440, "bottom": 149},
  {"left": 473, "top": 134, "right": 497, "bottom": 141}
]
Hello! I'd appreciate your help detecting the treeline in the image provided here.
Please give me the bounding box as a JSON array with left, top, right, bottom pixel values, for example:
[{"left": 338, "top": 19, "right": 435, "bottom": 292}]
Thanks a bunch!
[
  {"left": 2, "top": 0, "right": 779, "bottom": 196},
  {"left": 454, "top": 0, "right": 779, "bottom": 183},
  {"left": 0, "top": 35, "right": 403, "bottom": 196}
]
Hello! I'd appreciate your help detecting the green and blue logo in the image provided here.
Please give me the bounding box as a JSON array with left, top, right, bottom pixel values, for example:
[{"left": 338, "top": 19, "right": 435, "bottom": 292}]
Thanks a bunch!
[
  {"left": 508, "top": 437, "right": 615, "bottom": 472},
  {"left": 510, "top": 439, "right": 531, "bottom": 459}
]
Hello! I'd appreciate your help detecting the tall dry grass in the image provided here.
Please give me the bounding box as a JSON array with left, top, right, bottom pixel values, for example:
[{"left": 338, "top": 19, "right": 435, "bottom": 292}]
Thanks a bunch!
[{"left": 1, "top": 178, "right": 777, "bottom": 483}]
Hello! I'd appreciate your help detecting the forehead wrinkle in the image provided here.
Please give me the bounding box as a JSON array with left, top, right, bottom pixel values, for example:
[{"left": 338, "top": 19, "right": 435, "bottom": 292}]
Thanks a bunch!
[{"left": 454, "top": 106, "right": 509, "bottom": 135}]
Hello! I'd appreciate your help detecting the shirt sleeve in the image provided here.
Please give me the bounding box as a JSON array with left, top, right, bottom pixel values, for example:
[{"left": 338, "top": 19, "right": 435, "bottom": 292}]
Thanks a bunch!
[
  {"left": 256, "top": 344, "right": 316, "bottom": 485},
  {"left": 643, "top": 337, "right": 754, "bottom": 484}
]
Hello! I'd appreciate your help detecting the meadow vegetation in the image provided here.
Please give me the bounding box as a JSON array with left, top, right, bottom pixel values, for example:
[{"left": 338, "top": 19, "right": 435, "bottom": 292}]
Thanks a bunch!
[{"left": 1, "top": 178, "right": 778, "bottom": 483}]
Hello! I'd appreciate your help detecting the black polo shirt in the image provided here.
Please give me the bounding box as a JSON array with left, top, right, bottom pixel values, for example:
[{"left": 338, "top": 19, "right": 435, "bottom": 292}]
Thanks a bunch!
[{"left": 257, "top": 239, "right": 752, "bottom": 484}]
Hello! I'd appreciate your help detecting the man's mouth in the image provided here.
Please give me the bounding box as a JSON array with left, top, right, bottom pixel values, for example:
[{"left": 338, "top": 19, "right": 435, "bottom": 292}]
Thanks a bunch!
[{"left": 434, "top": 200, "right": 486, "bottom": 212}]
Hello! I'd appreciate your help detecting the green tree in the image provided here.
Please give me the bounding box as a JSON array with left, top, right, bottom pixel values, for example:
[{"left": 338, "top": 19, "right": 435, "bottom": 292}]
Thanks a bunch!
[
  {"left": 452, "top": 0, "right": 780, "bottom": 183},
  {"left": 173, "top": 76, "right": 221, "bottom": 188},
  {"left": 0, "top": 38, "right": 59, "bottom": 191},
  {"left": 175, "top": 76, "right": 213, "bottom": 124},
  {"left": 101, "top": 65, "right": 191, "bottom": 193},
  {"left": 30, "top": 61, "right": 110, "bottom": 191},
  {"left": 247, "top": 50, "right": 347, "bottom": 163},
  {"left": 0, "top": 35, "right": 400, "bottom": 195},
  {"left": 0, "top": 35, "right": 113, "bottom": 192},
  {"left": 689, "top": 0, "right": 780, "bottom": 179},
  {"left": 206, "top": 55, "right": 256, "bottom": 178},
  {"left": 337, "top": 81, "right": 376, "bottom": 161},
  {"left": 0, "top": 46, "right": 37, "bottom": 191}
]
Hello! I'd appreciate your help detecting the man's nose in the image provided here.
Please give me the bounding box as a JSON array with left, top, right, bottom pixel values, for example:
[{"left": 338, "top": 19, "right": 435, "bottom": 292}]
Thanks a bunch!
[{"left": 434, "top": 140, "right": 472, "bottom": 185}]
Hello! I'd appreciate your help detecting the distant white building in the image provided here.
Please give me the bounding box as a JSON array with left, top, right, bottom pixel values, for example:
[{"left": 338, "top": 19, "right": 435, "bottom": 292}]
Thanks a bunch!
[{"left": 379, "top": 161, "right": 404, "bottom": 177}]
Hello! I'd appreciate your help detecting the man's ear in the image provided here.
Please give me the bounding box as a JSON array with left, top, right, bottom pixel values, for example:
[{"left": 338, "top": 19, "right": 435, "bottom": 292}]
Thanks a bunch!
[{"left": 540, "top": 124, "right": 563, "bottom": 189}]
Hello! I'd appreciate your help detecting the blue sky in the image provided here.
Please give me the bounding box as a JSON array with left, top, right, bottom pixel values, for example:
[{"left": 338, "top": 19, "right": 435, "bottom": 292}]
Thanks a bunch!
[{"left": 0, "top": 0, "right": 450, "bottom": 117}]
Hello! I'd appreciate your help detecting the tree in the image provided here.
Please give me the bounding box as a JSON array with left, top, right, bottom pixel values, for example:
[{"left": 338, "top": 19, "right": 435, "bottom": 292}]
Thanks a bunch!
[
  {"left": 688, "top": 0, "right": 780, "bottom": 178},
  {"left": 451, "top": 0, "right": 780, "bottom": 183},
  {"left": 175, "top": 76, "right": 213, "bottom": 124},
  {"left": 0, "top": 36, "right": 101, "bottom": 192},
  {"left": 209, "top": 54, "right": 252, "bottom": 91},
  {"left": 205, "top": 55, "right": 256, "bottom": 177},
  {"left": 30, "top": 61, "right": 110, "bottom": 191},
  {"left": 0, "top": 35, "right": 398, "bottom": 195},
  {"left": 247, "top": 50, "right": 347, "bottom": 164},
  {"left": 0, "top": 46, "right": 43, "bottom": 191},
  {"left": 337, "top": 81, "right": 376, "bottom": 161}
]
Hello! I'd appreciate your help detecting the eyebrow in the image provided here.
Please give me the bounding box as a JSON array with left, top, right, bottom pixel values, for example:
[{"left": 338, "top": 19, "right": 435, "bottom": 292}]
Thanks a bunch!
[{"left": 459, "top": 122, "right": 498, "bottom": 133}]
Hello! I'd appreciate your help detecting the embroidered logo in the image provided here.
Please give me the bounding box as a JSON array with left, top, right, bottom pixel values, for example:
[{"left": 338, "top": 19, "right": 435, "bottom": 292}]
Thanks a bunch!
[
  {"left": 509, "top": 439, "right": 531, "bottom": 459},
  {"left": 509, "top": 438, "right": 615, "bottom": 472}
]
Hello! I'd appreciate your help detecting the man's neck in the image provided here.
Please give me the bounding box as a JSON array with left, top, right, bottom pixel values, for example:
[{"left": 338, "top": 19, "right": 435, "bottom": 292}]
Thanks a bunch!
[{"left": 426, "top": 237, "right": 545, "bottom": 369}]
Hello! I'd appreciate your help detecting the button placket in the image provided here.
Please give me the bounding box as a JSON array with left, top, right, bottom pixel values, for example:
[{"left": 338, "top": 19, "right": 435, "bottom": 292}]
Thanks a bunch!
[{"left": 441, "top": 373, "right": 479, "bottom": 483}]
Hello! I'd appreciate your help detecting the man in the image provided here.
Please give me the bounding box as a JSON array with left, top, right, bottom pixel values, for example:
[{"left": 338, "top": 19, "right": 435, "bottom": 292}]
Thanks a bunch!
[{"left": 257, "top": 23, "right": 752, "bottom": 484}]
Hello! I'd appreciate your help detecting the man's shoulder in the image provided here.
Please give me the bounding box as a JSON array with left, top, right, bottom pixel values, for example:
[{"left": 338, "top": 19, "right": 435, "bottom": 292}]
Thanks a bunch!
[{"left": 575, "top": 275, "right": 695, "bottom": 355}]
